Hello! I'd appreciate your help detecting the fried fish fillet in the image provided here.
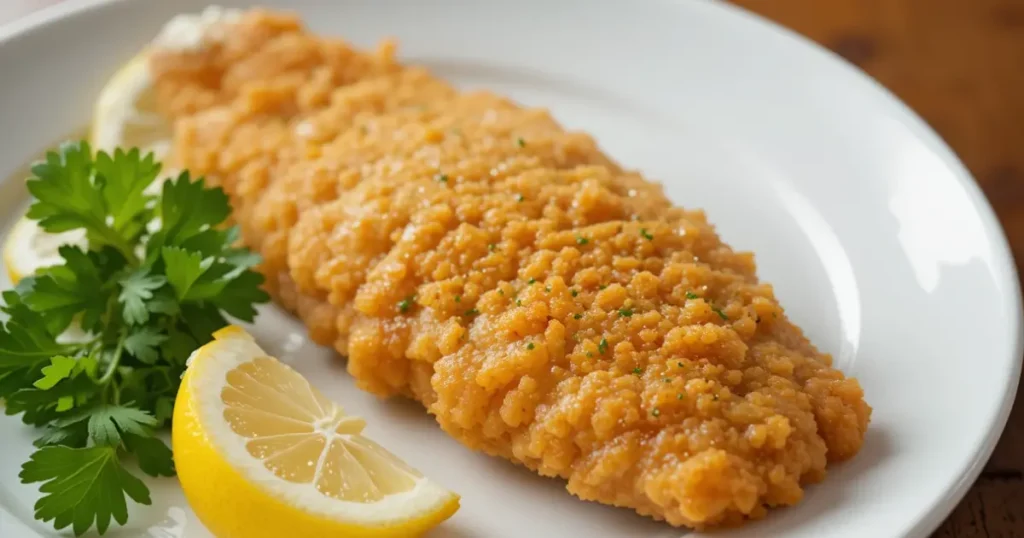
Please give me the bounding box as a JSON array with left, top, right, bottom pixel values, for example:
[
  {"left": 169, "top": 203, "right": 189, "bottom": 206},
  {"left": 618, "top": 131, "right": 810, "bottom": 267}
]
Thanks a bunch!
[{"left": 151, "top": 10, "right": 871, "bottom": 528}]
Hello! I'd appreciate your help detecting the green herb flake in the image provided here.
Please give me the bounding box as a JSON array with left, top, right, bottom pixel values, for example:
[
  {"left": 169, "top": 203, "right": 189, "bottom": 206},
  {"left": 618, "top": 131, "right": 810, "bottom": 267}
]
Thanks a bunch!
[
  {"left": 526, "top": 342, "right": 535, "bottom": 350},
  {"left": 398, "top": 296, "right": 415, "bottom": 313},
  {"left": 677, "top": 393, "right": 685, "bottom": 400},
  {"left": 663, "top": 377, "right": 671, "bottom": 383},
  {"left": 576, "top": 236, "right": 589, "bottom": 245},
  {"left": 618, "top": 308, "right": 633, "bottom": 318},
  {"left": 598, "top": 338, "right": 609, "bottom": 354},
  {"left": 488, "top": 243, "right": 497, "bottom": 252},
  {"left": 586, "top": 351, "right": 594, "bottom": 358},
  {"left": 713, "top": 307, "right": 729, "bottom": 321},
  {"left": 633, "top": 367, "right": 643, "bottom": 375},
  {"left": 573, "top": 313, "right": 583, "bottom": 320},
  {"left": 640, "top": 228, "right": 654, "bottom": 241},
  {"left": 516, "top": 193, "right": 525, "bottom": 202},
  {"left": 516, "top": 299, "right": 523, "bottom": 307},
  {"left": 435, "top": 173, "right": 449, "bottom": 183},
  {"left": 527, "top": 277, "right": 536, "bottom": 285},
  {"left": 651, "top": 408, "right": 661, "bottom": 417},
  {"left": 571, "top": 289, "right": 579, "bottom": 297},
  {"left": 464, "top": 308, "right": 480, "bottom": 317},
  {"left": 544, "top": 286, "right": 552, "bottom": 293},
  {"left": 516, "top": 137, "right": 526, "bottom": 147},
  {"left": 454, "top": 295, "right": 461, "bottom": 303},
  {"left": 685, "top": 291, "right": 699, "bottom": 300}
]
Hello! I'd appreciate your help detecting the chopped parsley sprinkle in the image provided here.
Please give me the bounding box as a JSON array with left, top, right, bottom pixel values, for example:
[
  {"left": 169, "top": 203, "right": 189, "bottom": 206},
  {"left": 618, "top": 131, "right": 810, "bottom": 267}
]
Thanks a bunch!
[
  {"left": 599, "top": 285, "right": 607, "bottom": 291},
  {"left": 464, "top": 308, "right": 479, "bottom": 317},
  {"left": 586, "top": 351, "right": 593, "bottom": 358},
  {"left": 527, "top": 342, "right": 535, "bottom": 350},
  {"left": 517, "top": 193, "right": 525, "bottom": 202},
  {"left": 435, "top": 173, "right": 449, "bottom": 183},
  {"left": 598, "top": 338, "right": 609, "bottom": 354},
  {"left": 712, "top": 307, "right": 729, "bottom": 321},
  {"left": 454, "top": 295, "right": 461, "bottom": 303},
  {"left": 576, "top": 236, "right": 589, "bottom": 245},
  {"left": 527, "top": 277, "right": 536, "bottom": 285},
  {"left": 488, "top": 243, "right": 497, "bottom": 251},
  {"left": 618, "top": 308, "right": 633, "bottom": 317},
  {"left": 640, "top": 228, "right": 654, "bottom": 240},
  {"left": 397, "top": 296, "right": 415, "bottom": 313},
  {"left": 573, "top": 313, "right": 582, "bottom": 320},
  {"left": 652, "top": 408, "right": 661, "bottom": 417},
  {"left": 663, "top": 377, "right": 671, "bottom": 383},
  {"left": 545, "top": 285, "right": 552, "bottom": 293},
  {"left": 685, "top": 291, "right": 699, "bottom": 300},
  {"left": 571, "top": 289, "right": 579, "bottom": 297},
  {"left": 516, "top": 137, "right": 526, "bottom": 147},
  {"left": 677, "top": 361, "right": 683, "bottom": 368},
  {"left": 633, "top": 367, "right": 643, "bottom": 375},
  {"left": 498, "top": 289, "right": 505, "bottom": 295},
  {"left": 516, "top": 299, "right": 522, "bottom": 306},
  {"left": 677, "top": 393, "right": 685, "bottom": 400}
]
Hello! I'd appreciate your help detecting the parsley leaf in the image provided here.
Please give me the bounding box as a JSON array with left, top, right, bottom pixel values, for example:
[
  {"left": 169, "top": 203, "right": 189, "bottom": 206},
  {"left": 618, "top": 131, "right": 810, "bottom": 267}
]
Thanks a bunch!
[
  {"left": 161, "top": 246, "right": 211, "bottom": 300},
  {"left": 94, "top": 148, "right": 160, "bottom": 234},
  {"left": 153, "top": 172, "right": 231, "bottom": 248},
  {"left": 20, "top": 445, "right": 151, "bottom": 536},
  {"left": 123, "top": 433, "right": 175, "bottom": 477},
  {"left": 21, "top": 247, "right": 107, "bottom": 334},
  {"left": 123, "top": 328, "right": 167, "bottom": 365},
  {"left": 211, "top": 271, "right": 269, "bottom": 322},
  {"left": 25, "top": 142, "right": 106, "bottom": 236},
  {"left": 33, "top": 356, "right": 79, "bottom": 390},
  {"left": 118, "top": 268, "right": 166, "bottom": 325},
  {"left": 85, "top": 406, "right": 158, "bottom": 446}
]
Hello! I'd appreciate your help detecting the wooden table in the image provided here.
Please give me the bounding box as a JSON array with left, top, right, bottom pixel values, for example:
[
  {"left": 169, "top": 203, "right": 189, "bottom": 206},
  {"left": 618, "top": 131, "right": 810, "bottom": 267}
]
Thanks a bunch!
[
  {"left": 729, "top": 0, "right": 1024, "bottom": 535},
  {"left": 2, "top": 1, "right": 1022, "bottom": 536}
]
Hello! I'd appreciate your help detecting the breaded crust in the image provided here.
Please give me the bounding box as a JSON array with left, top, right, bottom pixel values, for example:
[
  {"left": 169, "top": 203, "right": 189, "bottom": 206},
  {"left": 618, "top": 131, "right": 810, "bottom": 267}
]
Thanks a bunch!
[{"left": 151, "top": 10, "right": 871, "bottom": 528}]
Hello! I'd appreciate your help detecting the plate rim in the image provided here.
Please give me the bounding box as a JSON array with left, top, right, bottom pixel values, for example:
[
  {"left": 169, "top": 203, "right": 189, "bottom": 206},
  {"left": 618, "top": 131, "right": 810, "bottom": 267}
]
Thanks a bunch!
[{"left": 0, "top": 1, "right": 1021, "bottom": 537}]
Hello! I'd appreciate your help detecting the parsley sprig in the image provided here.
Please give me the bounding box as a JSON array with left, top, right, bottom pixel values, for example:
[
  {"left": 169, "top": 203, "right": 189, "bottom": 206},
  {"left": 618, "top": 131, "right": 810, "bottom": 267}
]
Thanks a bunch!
[{"left": 1, "top": 141, "right": 269, "bottom": 536}]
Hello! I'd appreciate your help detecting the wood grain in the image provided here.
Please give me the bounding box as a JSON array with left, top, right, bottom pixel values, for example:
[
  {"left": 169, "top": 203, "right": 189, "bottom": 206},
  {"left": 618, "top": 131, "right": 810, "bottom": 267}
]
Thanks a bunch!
[{"left": 728, "top": 0, "right": 1024, "bottom": 536}]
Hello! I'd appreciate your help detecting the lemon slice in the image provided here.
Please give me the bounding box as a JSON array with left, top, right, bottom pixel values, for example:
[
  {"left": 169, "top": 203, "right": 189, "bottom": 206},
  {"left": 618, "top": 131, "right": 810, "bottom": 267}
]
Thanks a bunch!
[
  {"left": 90, "top": 50, "right": 172, "bottom": 161},
  {"left": 173, "top": 326, "right": 460, "bottom": 537},
  {"left": 2, "top": 216, "right": 87, "bottom": 284}
]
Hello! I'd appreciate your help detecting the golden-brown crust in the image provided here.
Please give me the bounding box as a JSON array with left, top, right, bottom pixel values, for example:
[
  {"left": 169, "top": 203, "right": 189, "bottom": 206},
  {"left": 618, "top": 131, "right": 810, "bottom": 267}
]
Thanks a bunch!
[{"left": 151, "top": 10, "right": 871, "bottom": 528}]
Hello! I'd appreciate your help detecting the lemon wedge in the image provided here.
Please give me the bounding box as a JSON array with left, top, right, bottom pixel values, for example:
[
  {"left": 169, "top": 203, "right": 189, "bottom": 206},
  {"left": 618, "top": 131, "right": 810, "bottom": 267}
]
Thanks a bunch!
[
  {"left": 172, "top": 326, "right": 460, "bottom": 537},
  {"left": 2, "top": 216, "right": 86, "bottom": 284},
  {"left": 90, "top": 50, "right": 172, "bottom": 160}
]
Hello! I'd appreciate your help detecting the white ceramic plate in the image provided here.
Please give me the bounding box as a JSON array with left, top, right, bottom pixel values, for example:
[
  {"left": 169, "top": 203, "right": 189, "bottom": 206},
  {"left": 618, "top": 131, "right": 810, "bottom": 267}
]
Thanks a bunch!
[{"left": 1, "top": 0, "right": 1021, "bottom": 537}]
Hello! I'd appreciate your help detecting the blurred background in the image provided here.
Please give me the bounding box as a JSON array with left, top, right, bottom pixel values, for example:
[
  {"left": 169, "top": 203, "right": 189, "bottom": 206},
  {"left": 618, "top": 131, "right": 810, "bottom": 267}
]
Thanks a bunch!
[{"left": 1, "top": 0, "right": 1022, "bottom": 536}]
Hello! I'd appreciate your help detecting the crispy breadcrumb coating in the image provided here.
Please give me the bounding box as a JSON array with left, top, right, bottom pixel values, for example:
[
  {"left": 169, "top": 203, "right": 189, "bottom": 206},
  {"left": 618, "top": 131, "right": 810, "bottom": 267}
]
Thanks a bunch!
[{"left": 151, "top": 10, "right": 870, "bottom": 528}]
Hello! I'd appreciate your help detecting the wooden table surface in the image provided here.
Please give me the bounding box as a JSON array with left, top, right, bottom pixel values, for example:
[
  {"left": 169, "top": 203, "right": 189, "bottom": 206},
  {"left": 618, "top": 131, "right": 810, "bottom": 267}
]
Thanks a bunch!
[
  {"left": 2, "top": 1, "right": 1023, "bottom": 536},
  {"left": 729, "top": 0, "right": 1024, "bottom": 535}
]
